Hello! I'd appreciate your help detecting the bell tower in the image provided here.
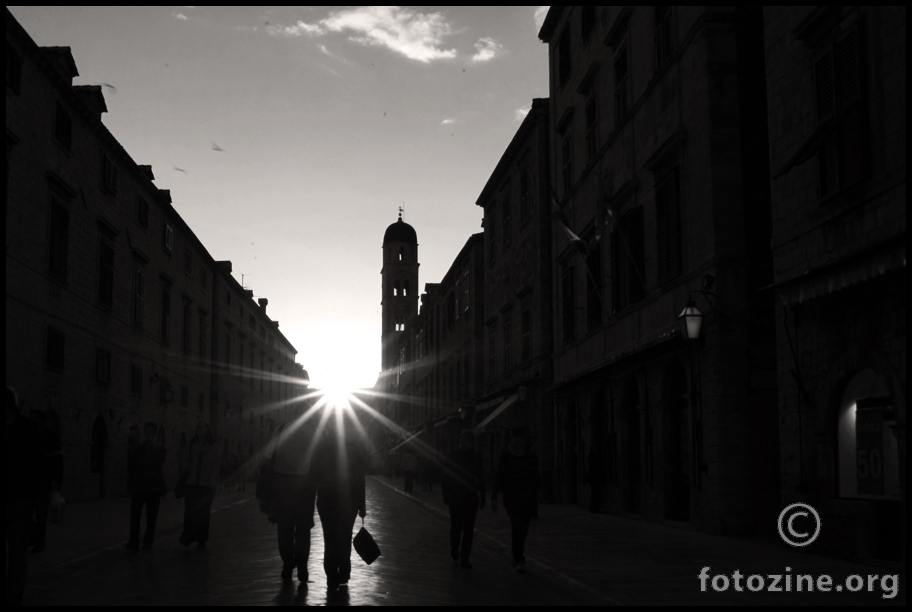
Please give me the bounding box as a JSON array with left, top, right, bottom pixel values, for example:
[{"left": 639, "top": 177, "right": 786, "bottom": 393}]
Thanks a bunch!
[{"left": 381, "top": 211, "right": 419, "bottom": 373}]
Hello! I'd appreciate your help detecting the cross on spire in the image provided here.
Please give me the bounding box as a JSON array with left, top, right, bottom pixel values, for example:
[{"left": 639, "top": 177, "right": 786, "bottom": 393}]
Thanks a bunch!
[{"left": 398, "top": 205, "right": 404, "bottom": 220}]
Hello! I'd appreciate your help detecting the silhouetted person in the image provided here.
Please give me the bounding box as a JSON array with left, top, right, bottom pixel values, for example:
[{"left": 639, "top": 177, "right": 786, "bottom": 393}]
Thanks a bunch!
[
  {"left": 6, "top": 387, "right": 48, "bottom": 606},
  {"left": 442, "top": 430, "right": 485, "bottom": 569},
  {"left": 179, "top": 422, "right": 221, "bottom": 549},
  {"left": 269, "top": 417, "right": 318, "bottom": 584},
  {"left": 126, "top": 422, "right": 167, "bottom": 550},
  {"left": 401, "top": 450, "right": 416, "bottom": 493},
  {"left": 492, "top": 426, "right": 540, "bottom": 573},
  {"left": 588, "top": 444, "right": 607, "bottom": 514},
  {"left": 30, "top": 411, "right": 61, "bottom": 553},
  {"left": 315, "top": 429, "right": 367, "bottom": 591}
]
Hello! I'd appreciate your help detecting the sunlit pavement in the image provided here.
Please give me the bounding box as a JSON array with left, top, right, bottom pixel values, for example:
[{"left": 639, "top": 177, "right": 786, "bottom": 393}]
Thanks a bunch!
[{"left": 24, "top": 478, "right": 603, "bottom": 606}]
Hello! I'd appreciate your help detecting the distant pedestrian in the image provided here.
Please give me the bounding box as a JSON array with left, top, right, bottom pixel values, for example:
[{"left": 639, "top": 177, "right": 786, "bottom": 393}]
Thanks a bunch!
[
  {"left": 441, "top": 430, "right": 485, "bottom": 569},
  {"left": 179, "top": 422, "right": 221, "bottom": 549},
  {"left": 126, "top": 422, "right": 167, "bottom": 551},
  {"left": 269, "top": 415, "right": 318, "bottom": 584},
  {"left": 401, "top": 450, "right": 417, "bottom": 493},
  {"left": 315, "top": 426, "right": 367, "bottom": 591},
  {"left": 30, "top": 411, "right": 62, "bottom": 553},
  {"left": 587, "top": 444, "right": 607, "bottom": 514},
  {"left": 6, "top": 387, "right": 49, "bottom": 606},
  {"left": 492, "top": 426, "right": 540, "bottom": 573}
]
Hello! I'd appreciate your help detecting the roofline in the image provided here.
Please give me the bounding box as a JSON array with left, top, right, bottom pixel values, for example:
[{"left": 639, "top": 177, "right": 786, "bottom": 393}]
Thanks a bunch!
[
  {"left": 537, "top": 6, "right": 565, "bottom": 42},
  {"left": 475, "top": 98, "right": 548, "bottom": 206}
]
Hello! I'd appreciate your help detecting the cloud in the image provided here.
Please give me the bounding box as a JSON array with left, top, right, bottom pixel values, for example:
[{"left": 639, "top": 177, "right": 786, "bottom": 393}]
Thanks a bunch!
[
  {"left": 441, "top": 118, "right": 455, "bottom": 125},
  {"left": 534, "top": 6, "right": 550, "bottom": 31},
  {"left": 269, "top": 7, "right": 457, "bottom": 63},
  {"left": 471, "top": 37, "right": 503, "bottom": 63},
  {"left": 174, "top": 13, "right": 188, "bottom": 21},
  {"left": 515, "top": 107, "right": 530, "bottom": 121}
]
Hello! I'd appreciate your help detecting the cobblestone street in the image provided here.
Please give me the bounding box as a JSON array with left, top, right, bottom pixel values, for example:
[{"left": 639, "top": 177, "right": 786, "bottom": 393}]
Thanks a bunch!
[{"left": 24, "top": 478, "right": 602, "bottom": 606}]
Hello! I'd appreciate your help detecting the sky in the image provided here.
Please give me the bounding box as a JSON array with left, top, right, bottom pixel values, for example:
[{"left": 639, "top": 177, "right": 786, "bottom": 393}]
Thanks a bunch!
[{"left": 10, "top": 6, "right": 551, "bottom": 391}]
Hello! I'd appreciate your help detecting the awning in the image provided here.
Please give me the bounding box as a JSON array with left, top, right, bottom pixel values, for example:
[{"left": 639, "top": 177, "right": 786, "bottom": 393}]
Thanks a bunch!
[
  {"left": 472, "top": 387, "right": 526, "bottom": 433},
  {"left": 775, "top": 238, "right": 905, "bottom": 307}
]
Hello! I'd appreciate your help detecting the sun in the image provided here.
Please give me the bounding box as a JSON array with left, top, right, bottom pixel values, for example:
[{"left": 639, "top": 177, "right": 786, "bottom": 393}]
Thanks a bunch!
[{"left": 320, "top": 385, "right": 354, "bottom": 410}]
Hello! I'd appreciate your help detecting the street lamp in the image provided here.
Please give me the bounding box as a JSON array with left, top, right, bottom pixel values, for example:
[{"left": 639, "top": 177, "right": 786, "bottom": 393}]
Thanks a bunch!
[{"left": 678, "top": 299, "right": 703, "bottom": 340}]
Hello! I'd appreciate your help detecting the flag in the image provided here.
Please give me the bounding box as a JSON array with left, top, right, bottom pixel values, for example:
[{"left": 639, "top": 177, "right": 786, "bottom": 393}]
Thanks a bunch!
[{"left": 551, "top": 188, "right": 588, "bottom": 257}]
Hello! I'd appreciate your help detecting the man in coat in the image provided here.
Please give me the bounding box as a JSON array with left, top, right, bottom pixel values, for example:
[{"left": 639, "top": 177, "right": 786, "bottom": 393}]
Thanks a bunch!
[
  {"left": 441, "top": 430, "right": 486, "bottom": 569},
  {"left": 491, "top": 426, "right": 540, "bottom": 573},
  {"left": 126, "top": 422, "right": 167, "bottom": 550}
]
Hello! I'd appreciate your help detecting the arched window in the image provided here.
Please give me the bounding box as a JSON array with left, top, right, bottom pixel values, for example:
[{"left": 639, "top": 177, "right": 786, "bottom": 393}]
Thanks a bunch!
[
  {"left": 837, "top": 369, "right": 899, "bottom": 499},
  {"left": 394, "top": 280, "right": 400, "bottom": 297},
  {"left": 399, "top": 247, "right": 404, "bottom": 261},
  {"left": 404, "top": 280, "right": 410, "bottom": 297}
]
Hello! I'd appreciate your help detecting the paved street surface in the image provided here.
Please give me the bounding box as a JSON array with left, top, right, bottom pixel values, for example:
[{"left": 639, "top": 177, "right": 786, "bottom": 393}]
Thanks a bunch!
[
  {"left": 22, "top": 476, "right": 905, "bottom": 606},
  {"left": 24, "top": 479, "right": 602, "bottom": 606}
]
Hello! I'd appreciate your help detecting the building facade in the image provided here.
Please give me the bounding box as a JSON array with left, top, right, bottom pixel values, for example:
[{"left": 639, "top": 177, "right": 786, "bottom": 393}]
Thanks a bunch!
[
  {"left": 6, "top": 11, "right": 305, "bottom": 501},
  {"left": 538, "top": 6, "right": 779, "bottom": 535},
  {"left": 764, "top": 5, "right": 906, "bottom": 562}
]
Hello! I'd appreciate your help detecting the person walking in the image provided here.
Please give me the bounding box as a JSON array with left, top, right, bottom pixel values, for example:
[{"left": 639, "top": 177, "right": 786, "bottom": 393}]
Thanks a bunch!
[
  {"left": 30, "top": 411, "right": 62, "bottom": 553},
  {"left": 441, "top": 430, "right": 485, "bottom": 569},
  {"left": 6, "top": 387, "right": 49, "bottom": 606},
  {"left": 179, "top": 422, "right": 221, "bottom": 549},
  {"left": 269, "top": 416, "right": 318, "bottom": 584},
  {"left": 491, "top": 426, "right": 540, "bottom": 573},
  {"left": 400, "top": 450, "right": 416, "bottom": 493},
  {"left": 126, "top": 422, "right": 167, "bottom": 550},
  {"left": 315, "top": 428, "right": 367, "bottom": 591}
]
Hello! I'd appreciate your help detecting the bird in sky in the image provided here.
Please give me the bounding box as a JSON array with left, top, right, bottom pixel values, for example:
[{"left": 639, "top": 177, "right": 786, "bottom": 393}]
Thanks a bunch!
[
  {"left": 211, "top": 141, "right": 226, "bottom": 152},
  {"left": 100, "top": 83, "right": 117, "bottom": 94},
  {"left": 172, "top": 163, "right": 188, "bottom": 175}
]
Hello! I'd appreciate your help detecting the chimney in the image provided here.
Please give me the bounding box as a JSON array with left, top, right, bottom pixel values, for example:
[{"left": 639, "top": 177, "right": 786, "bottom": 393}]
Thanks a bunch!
[{"left": 258, "top": 298, "right": 268, "bottom": 313}]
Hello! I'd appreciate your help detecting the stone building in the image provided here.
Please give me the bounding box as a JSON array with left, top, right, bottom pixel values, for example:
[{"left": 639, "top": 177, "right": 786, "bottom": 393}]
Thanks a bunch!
[
  {"left": 763, "top": 6, "right": 906, "bottom": 561},
  {"left": 538, "top": 7, "right": 779, "bottom": 535},
  {"left": 474, "top": 98, "right": 556, "bottom": 495},
  {"left": 5, "top": 10, "right": 304, "bottom": 501}
]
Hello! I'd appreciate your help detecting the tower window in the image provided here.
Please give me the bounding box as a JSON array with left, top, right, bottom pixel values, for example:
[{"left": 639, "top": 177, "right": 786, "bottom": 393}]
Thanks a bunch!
[
  {"left": 404, "top": 280, "right": 410, "bottom": 297},
  {"left": 399, "top": 247, "right": 404, "bottom": 261},
  {"left": 394, "top": 280, "right": 400, "bottom": 297}
]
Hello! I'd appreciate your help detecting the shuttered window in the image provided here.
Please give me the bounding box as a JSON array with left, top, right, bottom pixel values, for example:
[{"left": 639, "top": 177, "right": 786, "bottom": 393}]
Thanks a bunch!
[
  {"left": 655, "top": 165, "right": 682, "bottom": 284},
  {"left": 612, "top": 207, "right": 645, "bottom": 312}
]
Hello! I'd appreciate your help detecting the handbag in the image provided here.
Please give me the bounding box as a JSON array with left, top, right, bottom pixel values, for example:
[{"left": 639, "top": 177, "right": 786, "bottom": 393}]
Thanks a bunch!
[
  {"left": 49, "top": 491, "right": 66, "bottom": 525},
  {"left": 353, "top": 517, "right": 381, "bottom": 565}
]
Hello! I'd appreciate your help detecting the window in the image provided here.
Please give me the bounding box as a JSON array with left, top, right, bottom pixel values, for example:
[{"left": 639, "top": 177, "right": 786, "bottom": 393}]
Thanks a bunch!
[
  {"left": 199, "top": 310, "right": 206, "bottom": 360},
  {"left": 521, "top": 307, "right": 531, "bottom": 360},
  {"left": 655, "top": 165, "right": 682, "bottom": 283},
  {"left": 615, "top": 44, "right": 629, "bottom": 127},
  {"left": 160, "top": 281, "right": 172, "bottom": 344},
  {"left": 585, "top": 93, "right": 599, "bottom": 164},
  {"left": 488, "top": 204, "right": 497, "bottom": 265},
  {"left": 561, "top": 133, "right": 574, "bottom": 194},
  {"left": 46, "top": 326, "right": 65, "bottom": 370},
  {"left": 184, "top": 249, "right": 192, "bottom": 276},
  {"left": 54, "top": 102, "right": 72, "bottom": 150},
  {"left": 503, "top": 309, "right": 513, "bottom": 371},
  {"left": 130, "top": 365, "right": 143, "bottom": 396},
  {"left": 181, "top": 386, "right": 189, "bottom": 408},
  {"left": 586, "top": 239, "right": 603, "bottom": 330},
  {"left": 225, "top": 332, "right": 232, "bottom": 369},
  {"left": 132, "top": 266, "right": 145, "bottom": 326},
  {"left": 102, "top": 154, "right": 118, "bottom": 195},
  {"left": 455, "top": 277, "right": 461, "bottom": 321},
  {"left": 463, "top": 270, "right": 470, "bottom": 315},
  {"left": 404, "top": 280, "right": 411, "bottom": 297},
  {"left": 446, "top": 292, "right": 456, "bottom": 328},
  {"left": 581, "top": 6, "right": 596, "bottom": 41},
  {"left": 6, "top": 43, "right": 22, "bottom": 93},
  {"left": 561, "top": 267, "right": 576, "bottom": 344},
  {"left": 399, "top": 247, "right": 404, "bottom": 261},
  {"left": 249, "top": 315, "right": 256, "bottom": 329},
  {"left": 558, "top": 26, "right": 571, "bottom": 86},
  {"left": 162, "top": 222, "right": 173, "bottom": 253},
  {"left": 94, "top": 239, "right": 115, "bottom": 307},
  {"left": 48, "top": 197, "right": 70, "bottom": 278},
  {"left": 612, "top": 207, "right": 645, "bottom": 312},
  {"left": 502, "top": 190, "right": 511, "bottom": 250},
  {"left": 816, "top": 25, "right": 867, "bottom": 197},
  {"left": 519, "top": 169, "right": 531, "bottom": 228},
  {"left": 136, "top": 197, "right": 149, "bottom": 228},
  {"left": 181, "top": 303, "right": 192, "bottom": 354},
  {"left": 654, "top": 6, "right": 674, "bottom": 68},
  {"left": 95, "top": 348, "right": 111, "bottom": 385},
  {"left": 393, "top": 280, "right": 400, "bottom": 297}
]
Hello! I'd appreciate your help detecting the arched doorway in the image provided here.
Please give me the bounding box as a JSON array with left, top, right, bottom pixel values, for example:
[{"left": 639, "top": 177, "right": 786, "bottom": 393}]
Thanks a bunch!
[
  {"left": 90, "top": 416, "right": 108, "bottom": 498},
  {"left": 662, "top": 361, "right": 691, "bottom": 520},
  {"left": 622, "top": 379, "right": 641, "bottom": 514}
]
